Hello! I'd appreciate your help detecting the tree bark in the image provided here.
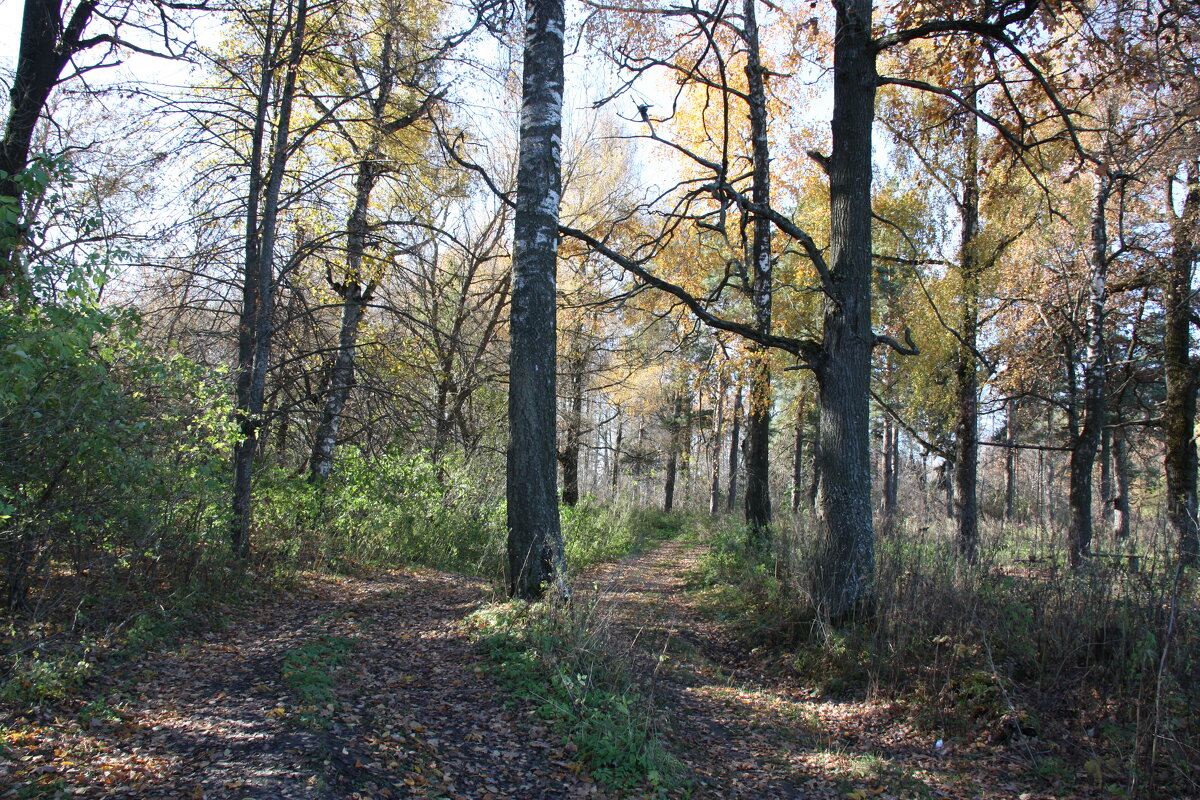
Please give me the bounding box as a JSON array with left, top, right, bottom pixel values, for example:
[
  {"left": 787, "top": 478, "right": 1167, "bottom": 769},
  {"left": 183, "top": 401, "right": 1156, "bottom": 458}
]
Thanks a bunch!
[
  {"left": 1164, "top": 162, "right": 1199, "bottom": 565},
  {"left": 742, "top": 0, "right": 774, "bottom": 548},
  {"left": 727, "top": 385, "right": 743, "bottom": 512},
  {"left": 710, "top": 376, "right": 725, "bottom": 514},
  {"left": 811, "top": 0, "right": 877, "bottom": 620},
  {"left": 559, "top": 357, "right": 584, "bottom": 507},
  {"left": 1067, "top": 172, "right": 1112, "bottom": 568},
  {"left": 792, "top": 396, "right": 806, "bottom": 514},
  {"left": 508, "top": 0, "right": 568, "bottom": 600},
  {"left": 1004, "top": 397, "right": 1018, "bottom": 521},
  {"left": 1111, "top": 426, "right": 1132, "bottom": 541},
  {"left": 0, "top": 0, "right": 98, "bottom": 295},
  {"left": 953, "top": 100, "right": 981, "bottom": 562},
  {"left": 232, "top": 0, "right": 306, "bottom": 557},
  {"left": 881, "top": 416, "right": 899, "bottom": 527}
]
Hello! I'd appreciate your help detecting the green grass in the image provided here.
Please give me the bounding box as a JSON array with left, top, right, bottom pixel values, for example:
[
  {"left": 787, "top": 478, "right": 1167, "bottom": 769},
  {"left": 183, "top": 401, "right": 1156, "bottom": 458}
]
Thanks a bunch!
[
  {"left": 279, "top": 635, "right": 356, "bottom": 727},
  {"left": 466, "top": 601, "right": 683, "bottom": 795}
]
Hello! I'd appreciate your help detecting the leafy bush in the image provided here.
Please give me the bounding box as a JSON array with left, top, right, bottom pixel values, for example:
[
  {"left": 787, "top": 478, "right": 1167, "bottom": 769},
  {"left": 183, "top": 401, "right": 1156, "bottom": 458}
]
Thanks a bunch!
[
  {"left": 0, "top": 159, "right": 236, "bottom": 614},
  {"left": 256, "top": 450, "right": 505, "bottom": 577}
]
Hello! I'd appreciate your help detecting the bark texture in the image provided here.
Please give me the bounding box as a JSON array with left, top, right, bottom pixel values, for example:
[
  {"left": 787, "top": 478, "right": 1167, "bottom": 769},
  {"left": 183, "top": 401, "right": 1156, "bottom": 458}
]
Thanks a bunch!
[
  {"left": 507, "top": 0, "right": 568, "bottom": 600},
  {"left": 1164, "top": 164, "right": 1199, "bottom": 565},
  {"left": 1067, "top": 173, "right": 1112, "bottom": 568},
  {"left": 232, "top": 0, "right": 307, "bottom": 557},
  {"left": 811, "top": 0, "right": 877, "bottom": 620},
  {"left": 953, "top": 107, "right": 981, "bottom": 562},
  {"left": 742, "top": 0, "right": 774, "bottom": 548}
]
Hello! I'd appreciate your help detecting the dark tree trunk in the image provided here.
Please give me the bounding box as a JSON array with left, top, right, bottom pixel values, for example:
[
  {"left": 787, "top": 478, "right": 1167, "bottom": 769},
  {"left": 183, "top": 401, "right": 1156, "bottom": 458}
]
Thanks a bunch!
[
  {"left": 727, "top": 385, "right": 743, "bottom": 512},
  {"left": 1005, "top": 398, "right": 1018, "bottom": 521},
  {"left": 742, "top": 0, "right": 774, "bottom": 548},
  {"left": 664, "top": 392, "right": 686, "bottom": 512},
  {"left": 791, "top": 396, "right": 806, "bottom": 514},
  {"left": 953, "top": 104, "right": 981, "bottom": 562},
  {"left": 664, "top": 450, "right": 678, "bottom": 512},
  {"left": 611, "top": 421, "right": 623, "bottom": 492},
  {"left": 1111, "top": 427, "right": 1132, "bottom": 541},
  {"left": 0, "top": 0, "right": 98, "bottom": 295},
  {"left": 559, "top": 361, "right": 584, "bottom": 507},
  {"left": 1067, "top": 173, "right": 1112, "bottom": 568},
  {"left": 1164, "top": 163, "right": 1199, "bottom": 565},
  {"left": 232, "top": 0, "right": 306, "bottom": 557},
  {"left": 711, "top": 377, "right": 725, "bottom": 514},
  {"left": 811, "top": 0, "right": 877, "bottom": 620},
  {"left": 507, "top": 0, "right": 568, "bottom": 600}
]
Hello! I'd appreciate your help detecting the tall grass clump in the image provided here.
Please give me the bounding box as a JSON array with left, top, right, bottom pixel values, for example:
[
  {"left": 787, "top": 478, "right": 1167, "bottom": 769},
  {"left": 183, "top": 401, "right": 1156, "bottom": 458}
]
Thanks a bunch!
[
  {"left": 465, "top": 597, "right": 683, "bottom": 794},
  {"left": 693, "top": 510, "right": 1199, "bottom": 797}
]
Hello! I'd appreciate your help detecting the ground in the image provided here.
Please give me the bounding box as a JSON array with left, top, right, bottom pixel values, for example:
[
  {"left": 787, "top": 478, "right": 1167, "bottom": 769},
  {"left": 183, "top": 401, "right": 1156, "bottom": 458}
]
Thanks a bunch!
[{"left": 1, "top": 542, "right": 1094, "bottom": 799}]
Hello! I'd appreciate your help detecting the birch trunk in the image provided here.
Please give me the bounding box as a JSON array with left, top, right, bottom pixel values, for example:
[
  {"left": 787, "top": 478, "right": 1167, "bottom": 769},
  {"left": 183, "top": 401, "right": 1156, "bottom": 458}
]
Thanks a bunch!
[
  {"left": 742, "top": 0, "right": 774, "bottom": 548},
  {"left": 508, "top": 0, "right": 568, "bottom": 599}
]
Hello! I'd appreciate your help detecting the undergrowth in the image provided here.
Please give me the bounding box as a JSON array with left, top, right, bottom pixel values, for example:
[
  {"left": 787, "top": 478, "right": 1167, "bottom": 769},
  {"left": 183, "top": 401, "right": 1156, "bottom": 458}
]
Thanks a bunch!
[
  {"left": 689, "top": 513, "right": 1200, "bottom": 798},
  {"left": 465, "top": 600, "right": 683, "bottom": 795}
]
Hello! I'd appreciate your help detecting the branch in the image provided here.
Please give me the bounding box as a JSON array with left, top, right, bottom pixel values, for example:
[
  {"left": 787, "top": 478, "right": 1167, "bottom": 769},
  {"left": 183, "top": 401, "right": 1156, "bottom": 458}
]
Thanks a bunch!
[
  {"left": 383, "top": 89, "right": 446, "bottom": 133},
  {"left": 870, "top": 390, "right": 949, "bottom": 459},
  {"left": 874, "top": 328, "right": 919, "bottom": 356},
  {"left": 558, "top": 222, "right": 821, "bottom": 364},
  {"left": 873, "top": 0, "right": 1038, "bottom": 51}
]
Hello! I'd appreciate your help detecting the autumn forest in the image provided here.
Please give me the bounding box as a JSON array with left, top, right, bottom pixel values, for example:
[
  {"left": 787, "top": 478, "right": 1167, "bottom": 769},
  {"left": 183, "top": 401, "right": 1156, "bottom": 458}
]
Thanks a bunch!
[{"left": 1, "top": 0, "right": 1198, "bottom": 797}]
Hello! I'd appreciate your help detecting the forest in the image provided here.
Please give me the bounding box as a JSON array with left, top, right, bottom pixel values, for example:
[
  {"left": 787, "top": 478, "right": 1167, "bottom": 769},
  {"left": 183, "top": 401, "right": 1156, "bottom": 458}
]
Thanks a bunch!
[{"left": 0, "top": 0, "right": 1198, "bottom": 797}]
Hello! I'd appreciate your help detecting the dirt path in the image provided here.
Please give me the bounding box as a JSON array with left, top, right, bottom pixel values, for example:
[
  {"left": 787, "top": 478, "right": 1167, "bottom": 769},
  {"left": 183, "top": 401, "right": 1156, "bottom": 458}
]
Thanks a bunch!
[
  {"left": 2, "top": 570, "right": 599, "bottom": 799},
  {"left": 584, "top": 539, "right": 1039, "bottom": 800},
  {"left": 6, "top": 541, "right": 1051, "bottom": 799}
]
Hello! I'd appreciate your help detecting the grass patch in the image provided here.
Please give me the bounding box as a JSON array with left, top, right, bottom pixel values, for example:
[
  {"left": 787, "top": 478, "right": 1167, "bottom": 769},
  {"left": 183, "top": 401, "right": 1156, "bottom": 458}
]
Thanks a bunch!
[
  {"left": 465, "top": 600, "right": 683, "bottom": 795},
  {"left": 279, "top": 634, "right": 356, "bottom": 727}
]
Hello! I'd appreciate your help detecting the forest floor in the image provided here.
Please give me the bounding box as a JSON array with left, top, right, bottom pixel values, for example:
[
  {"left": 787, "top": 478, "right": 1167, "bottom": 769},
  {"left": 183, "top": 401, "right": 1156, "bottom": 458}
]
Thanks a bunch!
[{"left": 2, "top": 540, "right": 1092, "bottom": 800}]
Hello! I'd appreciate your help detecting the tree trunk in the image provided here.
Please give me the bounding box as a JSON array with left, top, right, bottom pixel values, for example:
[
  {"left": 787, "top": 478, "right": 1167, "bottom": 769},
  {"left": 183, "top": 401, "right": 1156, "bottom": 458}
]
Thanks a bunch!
[
  {"left": 611, "top": 421, "right": 623, "bottom": 492},
  {"left": 1005, "top": 397, "right": 1018, "bottom": 521},
  {"left": 811, "top": 0, "right": 877, "bottom": 621},
  {"left": 0, "top": 0, "right": 95, "bottom": 295},
  {"left": 727, "top": 385, "right": 743, "bottom": 512},
  {"left": 1111, "top": 426, "right": 1132, "bottom": 541},
  {"left": 742, "top": 0, "right": 774, "bottom": 549},
  {"left": 953, "top": 102, "right": 981, "bottom": 562},
  {"left": 232, "top": 0, "right": 306, "bottom": 557},
  {"left": 710, "top": 377, "right": 725, "bottom": 514},
  {"left": 791, "top": 396, "right": 805, "bottom": 514},
  {"left": 309, "top": 151, "right": 381, "bottom": 481},
  {"left": 1164, "top": 162, "right": 1199, "bottom": 565},
  {"left": 309, "top": 283, "right": 371, "bottom": 482},
  {"left": 1067, "top": 173, "right": 1112, "bottom": 568},
  {"left": 881, "top": 416, "right": 899, "bottom": 527},
  {"left": 559, "top": 361, "right": 584, "bottom": 507},
  {"left": 507, "top": 0, "right": 568, "bottom": 600}
]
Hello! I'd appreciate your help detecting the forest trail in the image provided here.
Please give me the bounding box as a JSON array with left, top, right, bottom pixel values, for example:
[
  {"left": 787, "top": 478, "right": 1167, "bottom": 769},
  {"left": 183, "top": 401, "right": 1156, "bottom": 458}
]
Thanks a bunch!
[
  {"left": 581, "top": 540, "right": 1011, "bottom": 800},
  {"left": 8, "top": 542, "right": 1040, "bottom": 800}
]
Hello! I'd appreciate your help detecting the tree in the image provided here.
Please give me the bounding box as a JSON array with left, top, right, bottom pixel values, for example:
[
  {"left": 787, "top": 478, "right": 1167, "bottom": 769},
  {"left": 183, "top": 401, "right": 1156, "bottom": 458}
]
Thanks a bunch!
[
  {"left": 230, "top": 0, "right": 310, "bottom": 556},
  {"left": 1, "top": 0, "right": 188, "bottom": 297},
  {"left": 507, "top": 0, "right": 569, "bottom": 600}
]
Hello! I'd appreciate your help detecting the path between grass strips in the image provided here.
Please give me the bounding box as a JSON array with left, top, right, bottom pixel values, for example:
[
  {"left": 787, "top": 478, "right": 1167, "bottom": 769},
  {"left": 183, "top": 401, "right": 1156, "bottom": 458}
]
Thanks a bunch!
[{"left": 5, "top": 542, "right": 1057, "bottom": 800}]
